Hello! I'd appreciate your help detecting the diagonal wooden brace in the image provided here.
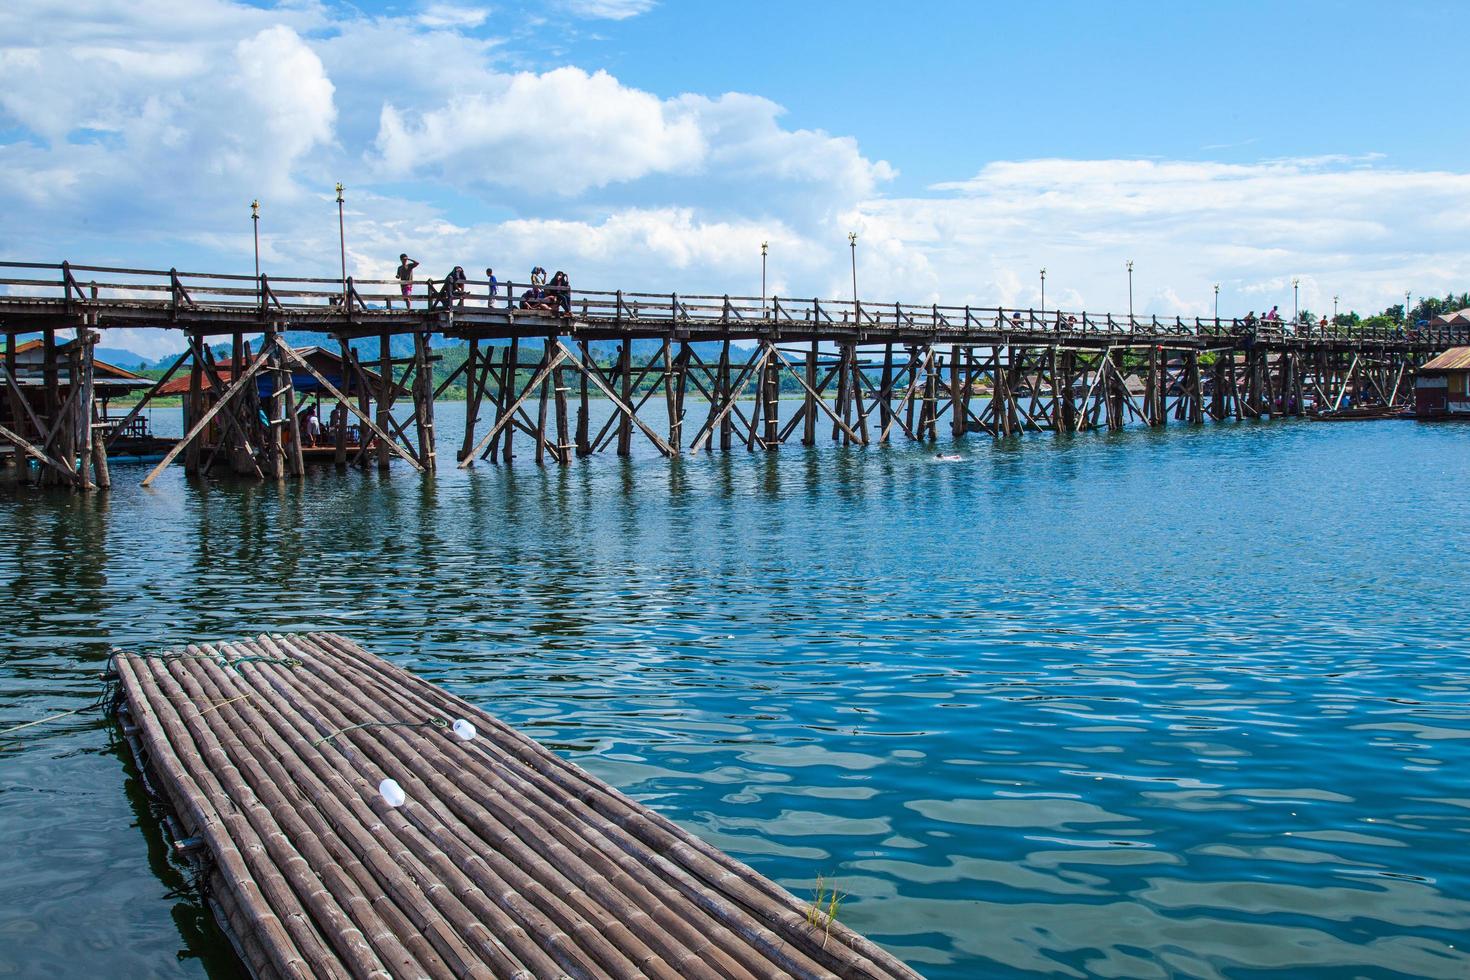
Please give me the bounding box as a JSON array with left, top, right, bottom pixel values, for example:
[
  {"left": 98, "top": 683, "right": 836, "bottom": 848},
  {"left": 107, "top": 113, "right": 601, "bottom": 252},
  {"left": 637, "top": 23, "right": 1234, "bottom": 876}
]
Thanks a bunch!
[{"left": 276, "top": 344, "right": 424, "bottom": 472}]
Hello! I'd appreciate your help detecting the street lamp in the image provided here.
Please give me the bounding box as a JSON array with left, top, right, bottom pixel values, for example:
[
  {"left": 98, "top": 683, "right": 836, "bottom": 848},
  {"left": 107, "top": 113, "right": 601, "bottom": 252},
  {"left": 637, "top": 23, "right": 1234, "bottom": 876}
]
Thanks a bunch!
[
  {"left": 1292, "top": 277, "right": 1300, "bottom": 324},
  {"left": 1126, "top": 260, "right": 1134, "bottom": 322},
  {"left": 1405, "top": 289, "right": 1412, "bottom": 325},
  {"left": 1214, "top": 283, "right": 1220, "bottom": 320},
  {"left": 251, "top": 199, "right": 260, "bottom": 279},
  {"left": 848, "top": 232, "right": 859, "bottom": 321},
  {"left": 1333, "top": 294, "right": 1338, "bottom": 321},
  {"left": 761, "top": 241, "right": 768, "bottom": 317},
  {"left": 335, "top": 182, "right": 347, "bottom": 305},
  {"left": 1040, "top": 268, "right": 1046, "bottom": 315}
]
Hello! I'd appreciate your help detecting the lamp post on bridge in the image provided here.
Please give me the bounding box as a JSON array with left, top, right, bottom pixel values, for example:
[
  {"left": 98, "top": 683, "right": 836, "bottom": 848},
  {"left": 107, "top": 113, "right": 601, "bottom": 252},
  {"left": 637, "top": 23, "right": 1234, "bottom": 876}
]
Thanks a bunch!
[
  {"left": 1126, "top": 260, "right": 1134, "bottom": 323},
  {"left": 848, "top": 232, "right": 859, "bottom": 321},
  {"left": 1333, "top": 294, "right": 1338, "bottom": 322},
  {"left": 335, "top": 182, "right": 347, "bottom": 306},
  {"left": 251, "top": 200, "right": 260, "bottom": 279},
  {"left": 1292, "top": 277, "right": 1300, "bottom": 325},
  {"left": 1214, "top": 283, "right": 1219, "bottom": 321},
  {"left": 1405, "top": 290, "right": 1412, "bottom": 326},
  {"left": 761, "top": 241, "right": 768, "bottom": 317},
  {"left": 1040, "top": 268, "right": 1046, "bottom": 315}
]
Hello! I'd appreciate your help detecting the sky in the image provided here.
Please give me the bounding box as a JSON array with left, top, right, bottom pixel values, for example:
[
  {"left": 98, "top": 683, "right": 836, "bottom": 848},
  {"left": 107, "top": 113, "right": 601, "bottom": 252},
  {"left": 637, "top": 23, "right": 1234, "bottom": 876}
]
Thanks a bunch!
[{"left": 2, "top": 0, "right": 1468, "bottom": 357}]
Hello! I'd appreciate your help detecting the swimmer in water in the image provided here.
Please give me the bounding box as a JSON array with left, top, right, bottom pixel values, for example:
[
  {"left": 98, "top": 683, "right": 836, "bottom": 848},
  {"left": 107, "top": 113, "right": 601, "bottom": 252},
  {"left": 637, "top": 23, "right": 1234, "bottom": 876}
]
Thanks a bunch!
[{"left": 935, "top": 453, "right": 963, "bottom": 462}]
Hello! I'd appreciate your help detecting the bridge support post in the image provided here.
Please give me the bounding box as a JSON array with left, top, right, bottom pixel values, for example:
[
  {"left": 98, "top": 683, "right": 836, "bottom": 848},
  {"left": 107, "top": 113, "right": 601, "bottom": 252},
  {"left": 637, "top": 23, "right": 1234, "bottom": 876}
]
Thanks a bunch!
[
  {"left": 280, "top": 340, "right": 305, "bottom": 479},
  {"left": 717, "top": 340, "right": 732, "bottom": 452},
  {"left": 616, "top": 340, "right": 632, "bottom": 457},
  {"left": 459, "top": 339, "right": 481, "bottom": 464},
  {"left": 81, "top": 316, "right": 109, "bottom": 490},
  {"left": 1056, "top": 348, "right": 1075, "bottom": 433},
  {"left": 664, "top": 338, "right": 685, "bottom": 456},
  {"left": 1184, "top": 350, "right": 1204, "bottom": 424},
  {"left": 534, "top": 342, "right": 552, "bottom": 465},
  {"left": 850, "top": 348, "right": 869, "bottom": 444},
  {"left": 1144, "top": 346, "right": 1159, "bottom": 426},
  {"left": 352, "top": 348, "right": 371, "bottom": 468},
  {"left": 413, "top": 331, "right": 435, "bottom": 471},
  {"left": 832, "top": 344, "right": 850, "bottom": 444},
  {"left": 878, "top": 344, "right": 894, "bottom": 437},
  {"left": 921, "top": 354, "right": 939, "bottom": 440},
  {"left": 949, "top": 345, "right": 964, "bottom": 438},
  {"left": 500, "top": 338, "right": 519, "bottom": 463},
  {"left": 576, "top": 341, "right": 591, "bottom": 457},
  {"left": 335, "top": 340, "right": 352, "bottom": 466},
  {"left": 802, "top": 339, "right": 818, "bottom": 446},
  {"left": 1106, "top": 349, "right": 1125, "bottom": 431},
  {"left": 762, "top": 344, "right": 779, "bottom": 450},
  {"left": 375, "top": 330, "right": 393, "bottom": 471},
  {"left": 184, "top": 334, "right": 204, "bottom": 476},
  {"left": 553, "top": 346, "right": 571, "bottom": 465}
]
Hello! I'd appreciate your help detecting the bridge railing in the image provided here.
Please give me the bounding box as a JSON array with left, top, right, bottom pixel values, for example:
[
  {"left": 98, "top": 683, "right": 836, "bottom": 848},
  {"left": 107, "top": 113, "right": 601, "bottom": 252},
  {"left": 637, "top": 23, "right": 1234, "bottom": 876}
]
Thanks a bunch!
[{"left": 1, "top": 260, "right": 1464, "bottom": 348}]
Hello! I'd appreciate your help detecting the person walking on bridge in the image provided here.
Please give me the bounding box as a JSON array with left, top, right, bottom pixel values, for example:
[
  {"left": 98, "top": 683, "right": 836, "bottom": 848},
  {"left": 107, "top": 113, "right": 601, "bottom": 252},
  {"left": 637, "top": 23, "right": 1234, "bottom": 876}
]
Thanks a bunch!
[{"left": 392, "top": 253, "right": 420, "bottom": 309}]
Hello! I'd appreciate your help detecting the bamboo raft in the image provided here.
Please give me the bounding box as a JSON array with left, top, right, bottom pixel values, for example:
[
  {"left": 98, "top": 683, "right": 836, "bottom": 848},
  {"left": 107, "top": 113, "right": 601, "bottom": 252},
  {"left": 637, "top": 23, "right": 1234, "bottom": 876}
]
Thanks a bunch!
[{"left": 113, "top": 632, "right": 919, "bottom": 980}]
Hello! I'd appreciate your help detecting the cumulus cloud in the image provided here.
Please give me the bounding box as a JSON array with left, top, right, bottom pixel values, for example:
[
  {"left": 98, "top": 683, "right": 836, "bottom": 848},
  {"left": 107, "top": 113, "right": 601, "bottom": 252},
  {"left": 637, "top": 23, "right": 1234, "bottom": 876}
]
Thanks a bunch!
[{"left": 374, "top": 67, "right": 707, "bottom": 193}]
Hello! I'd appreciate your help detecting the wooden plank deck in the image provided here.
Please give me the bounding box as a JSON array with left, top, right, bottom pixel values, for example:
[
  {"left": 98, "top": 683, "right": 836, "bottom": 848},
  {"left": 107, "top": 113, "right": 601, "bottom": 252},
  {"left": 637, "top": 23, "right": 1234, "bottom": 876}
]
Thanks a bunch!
[{"left": 113, "top": 632, "right": 919, "bottom": 980}]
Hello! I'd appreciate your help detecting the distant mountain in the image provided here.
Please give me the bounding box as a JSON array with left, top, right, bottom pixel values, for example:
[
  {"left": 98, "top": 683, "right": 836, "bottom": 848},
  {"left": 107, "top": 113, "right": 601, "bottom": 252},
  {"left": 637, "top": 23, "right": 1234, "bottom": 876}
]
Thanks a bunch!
[{"left": 94, "top": 346, "right": 156, "bottom": 370}]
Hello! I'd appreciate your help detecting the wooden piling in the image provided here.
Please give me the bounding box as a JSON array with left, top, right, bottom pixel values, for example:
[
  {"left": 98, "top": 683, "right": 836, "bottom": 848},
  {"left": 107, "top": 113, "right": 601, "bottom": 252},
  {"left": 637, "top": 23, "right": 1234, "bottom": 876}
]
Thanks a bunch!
[
  {"left": 576, "top": 341, "right": 591, "bottom": 457},
  {"left": 616, "top": 342, "right": 632, "bottom": 458}
]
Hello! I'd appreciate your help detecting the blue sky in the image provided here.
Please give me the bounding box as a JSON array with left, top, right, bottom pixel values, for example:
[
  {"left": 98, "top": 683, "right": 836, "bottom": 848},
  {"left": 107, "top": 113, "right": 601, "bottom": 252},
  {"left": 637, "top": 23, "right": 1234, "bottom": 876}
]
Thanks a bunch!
[{"left": 1, "top": 0, "right": 1467, "bottom": 356}]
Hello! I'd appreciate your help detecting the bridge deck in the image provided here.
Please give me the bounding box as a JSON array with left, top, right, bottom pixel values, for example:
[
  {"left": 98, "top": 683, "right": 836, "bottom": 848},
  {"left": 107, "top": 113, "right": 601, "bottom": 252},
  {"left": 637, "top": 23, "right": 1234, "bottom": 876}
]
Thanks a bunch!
[
  {"left": 114, "top": 632, "right": 917, "bottom": 980},
  {"left": 0, "top": 260, "right": 1459, "bottom": 351}
]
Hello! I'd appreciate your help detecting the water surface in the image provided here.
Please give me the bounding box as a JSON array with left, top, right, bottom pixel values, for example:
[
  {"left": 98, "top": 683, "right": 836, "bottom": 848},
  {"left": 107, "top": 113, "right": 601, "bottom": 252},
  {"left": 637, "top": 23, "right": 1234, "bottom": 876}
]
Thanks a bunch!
[{"left": 2, "top": 409, "right": 1468, "bottom": 979}]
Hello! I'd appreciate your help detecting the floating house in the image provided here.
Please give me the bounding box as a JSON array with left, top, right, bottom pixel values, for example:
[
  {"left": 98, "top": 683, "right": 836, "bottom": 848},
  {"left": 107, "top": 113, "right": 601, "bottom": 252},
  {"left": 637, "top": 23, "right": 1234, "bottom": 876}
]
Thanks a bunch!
[
  {"left": 1415, "top": 345, "right": 1470, "bottom": 418},
  {"left": 156, "top": 344, "right": 402, "bottom": 463}
]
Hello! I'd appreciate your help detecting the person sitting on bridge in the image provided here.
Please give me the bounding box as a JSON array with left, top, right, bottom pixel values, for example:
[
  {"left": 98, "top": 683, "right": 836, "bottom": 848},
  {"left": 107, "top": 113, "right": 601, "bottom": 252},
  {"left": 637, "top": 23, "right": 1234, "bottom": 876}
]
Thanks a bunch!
[
  {"left": 444, "top": 265, "right": 468, "bottom": 309},
  {"left": 393, "top": 254, "right": 419, "bottom": 309},
  {"left": 1266, "top": 305, "right": 1280, "bottom": 322},
  {"left": 549, "top": 270, "right": 571, "bottom": 317},
  {"left": 520, "top": 283, "right": 555, "bottom": 312}
]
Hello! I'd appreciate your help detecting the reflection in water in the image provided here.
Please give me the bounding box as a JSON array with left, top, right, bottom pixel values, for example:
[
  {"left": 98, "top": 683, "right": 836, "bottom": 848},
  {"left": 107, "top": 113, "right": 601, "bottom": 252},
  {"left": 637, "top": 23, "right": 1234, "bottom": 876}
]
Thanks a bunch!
[{"left": 2, "top": 406, "right": 1469, "bottom": 978}]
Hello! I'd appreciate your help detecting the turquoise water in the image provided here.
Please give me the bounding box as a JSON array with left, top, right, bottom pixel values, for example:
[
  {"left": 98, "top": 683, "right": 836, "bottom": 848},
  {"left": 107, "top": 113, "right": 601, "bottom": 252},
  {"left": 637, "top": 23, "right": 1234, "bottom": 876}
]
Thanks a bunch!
[{"left": 2, "top": 409, "right": 1468, "bottom": 978}]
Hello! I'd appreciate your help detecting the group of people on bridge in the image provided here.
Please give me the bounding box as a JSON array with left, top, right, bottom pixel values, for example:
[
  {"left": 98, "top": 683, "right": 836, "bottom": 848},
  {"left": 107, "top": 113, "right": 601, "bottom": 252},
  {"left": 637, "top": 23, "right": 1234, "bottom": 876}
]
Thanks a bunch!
[{"left": 389, "top": 255, "right": 571, "bottom": 316}]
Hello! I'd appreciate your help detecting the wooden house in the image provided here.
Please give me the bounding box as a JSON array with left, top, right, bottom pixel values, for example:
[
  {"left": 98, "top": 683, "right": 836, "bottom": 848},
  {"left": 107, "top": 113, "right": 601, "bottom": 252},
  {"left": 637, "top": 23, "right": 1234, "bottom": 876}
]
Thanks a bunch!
[
  {"left": 2, "top": 337, "right": 166, "bottom": 460},
  {"left": 1415, "top": 346, "right": 1470, "bottom": 418}
]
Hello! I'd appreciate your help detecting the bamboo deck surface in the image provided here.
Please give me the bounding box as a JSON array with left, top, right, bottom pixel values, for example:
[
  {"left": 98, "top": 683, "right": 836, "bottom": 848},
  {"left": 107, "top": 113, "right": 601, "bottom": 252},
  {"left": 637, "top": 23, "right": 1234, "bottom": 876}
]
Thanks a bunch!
[{"left": 114, "top": 632, "right": 920, "bottom": 980}]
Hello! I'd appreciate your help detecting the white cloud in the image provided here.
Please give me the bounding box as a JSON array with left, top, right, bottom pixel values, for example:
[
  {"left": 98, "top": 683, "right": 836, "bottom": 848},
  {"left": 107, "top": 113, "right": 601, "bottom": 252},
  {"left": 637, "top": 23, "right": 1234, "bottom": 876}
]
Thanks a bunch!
[
  {"left": 557, "top": 0, "right": 656, "bottom": 20},
  {"left": 418, "top": 3, "right": 490, "bottom": 29},
  {"left": 855, "top": 156, "right": 1470, "bottom": 316},
  {"left": 374, "top": 67, "right": 707, "bottom": 193}
]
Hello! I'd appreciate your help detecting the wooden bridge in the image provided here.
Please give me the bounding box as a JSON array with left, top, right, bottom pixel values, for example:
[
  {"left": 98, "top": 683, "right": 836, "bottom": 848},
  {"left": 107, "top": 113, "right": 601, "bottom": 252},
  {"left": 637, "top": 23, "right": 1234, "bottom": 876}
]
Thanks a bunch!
[{"left": 2, "top": 260, "right": 1463, "bottom": 489}]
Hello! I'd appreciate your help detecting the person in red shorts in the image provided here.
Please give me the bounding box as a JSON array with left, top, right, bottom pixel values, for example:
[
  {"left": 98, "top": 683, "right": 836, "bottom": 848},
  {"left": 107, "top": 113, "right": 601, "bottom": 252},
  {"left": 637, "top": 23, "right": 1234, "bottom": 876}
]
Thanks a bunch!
[{"left": 392, "top": 253, "right": 419, "bottom": 309}]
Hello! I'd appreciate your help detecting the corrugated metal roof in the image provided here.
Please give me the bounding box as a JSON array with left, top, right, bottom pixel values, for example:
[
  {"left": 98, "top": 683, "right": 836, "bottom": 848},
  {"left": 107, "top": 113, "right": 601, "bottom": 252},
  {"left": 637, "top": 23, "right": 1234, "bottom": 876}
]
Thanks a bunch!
[
  {"left": 1420, "top": 346, "right": 1470, "bottom": 372},
  {"left": 1429, "top": 308, "right": 1470, "bottom": 327}
]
